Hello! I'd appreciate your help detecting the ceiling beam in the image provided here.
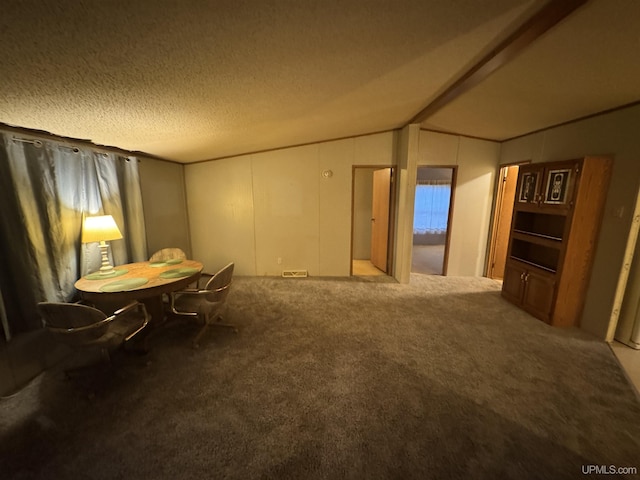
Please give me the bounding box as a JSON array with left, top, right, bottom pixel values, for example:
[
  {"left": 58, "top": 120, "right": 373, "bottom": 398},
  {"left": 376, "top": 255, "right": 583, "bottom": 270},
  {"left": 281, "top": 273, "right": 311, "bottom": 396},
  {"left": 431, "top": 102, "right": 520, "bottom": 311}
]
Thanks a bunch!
[{"left": 408, "top": 0, "right": 589, "bottom": 125}]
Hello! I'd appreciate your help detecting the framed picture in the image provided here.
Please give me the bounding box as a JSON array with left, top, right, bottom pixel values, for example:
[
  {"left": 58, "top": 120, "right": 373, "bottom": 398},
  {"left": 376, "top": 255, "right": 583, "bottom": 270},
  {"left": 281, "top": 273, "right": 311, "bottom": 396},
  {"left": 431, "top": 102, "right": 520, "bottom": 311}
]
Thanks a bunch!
[
  {"left": 544, "top": 169, "right": 571, "bottom": 204},
  {"left": 518, "top": 172, "right": 538, "bottom": 203}
]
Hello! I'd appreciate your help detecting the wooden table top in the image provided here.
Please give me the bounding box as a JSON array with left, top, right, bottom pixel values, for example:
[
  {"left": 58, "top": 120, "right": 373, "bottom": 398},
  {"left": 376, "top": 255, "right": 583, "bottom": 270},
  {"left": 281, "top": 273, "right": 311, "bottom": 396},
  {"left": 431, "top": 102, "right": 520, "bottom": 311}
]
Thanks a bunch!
[{"left": 74, "top": 259, "right": 203, "bottom": 300}]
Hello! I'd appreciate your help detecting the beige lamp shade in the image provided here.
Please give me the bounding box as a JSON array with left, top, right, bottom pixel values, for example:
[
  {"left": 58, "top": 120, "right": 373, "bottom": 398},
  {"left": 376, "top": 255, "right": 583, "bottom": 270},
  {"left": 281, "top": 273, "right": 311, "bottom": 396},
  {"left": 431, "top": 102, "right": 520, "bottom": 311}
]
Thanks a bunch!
[{"left": 82, "top": 215, "right": 123, "bottom": 243}]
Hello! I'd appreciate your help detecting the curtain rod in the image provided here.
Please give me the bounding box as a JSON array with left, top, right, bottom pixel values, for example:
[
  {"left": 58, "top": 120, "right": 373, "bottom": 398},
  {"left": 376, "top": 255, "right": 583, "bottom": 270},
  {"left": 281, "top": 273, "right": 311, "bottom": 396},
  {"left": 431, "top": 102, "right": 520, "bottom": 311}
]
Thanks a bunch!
[
  {"left": 57, "top": 144, "right": 81, "bottom": 154},
  {"left": 11, "top": 136, "right": 43, "bottom": 148},
  {"left": 2, "top": 123, "right": 174, "bottom": 163},
  {"left": 11, "top": 135, "right": 125, "bottom": 158}
]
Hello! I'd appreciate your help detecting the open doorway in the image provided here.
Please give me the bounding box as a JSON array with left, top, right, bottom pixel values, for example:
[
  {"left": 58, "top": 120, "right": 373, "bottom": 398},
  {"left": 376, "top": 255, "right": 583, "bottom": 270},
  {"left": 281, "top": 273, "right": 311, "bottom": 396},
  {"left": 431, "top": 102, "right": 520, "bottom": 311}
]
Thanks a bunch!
[
  {"left": 351, "top": 166, "right": 395, "bottom": 277},
  {"left": 487, "top": 164, "right": 521, "bottom": 280},
  {"left": 411, "top": 166, "right": 455, "bottom": 275}
]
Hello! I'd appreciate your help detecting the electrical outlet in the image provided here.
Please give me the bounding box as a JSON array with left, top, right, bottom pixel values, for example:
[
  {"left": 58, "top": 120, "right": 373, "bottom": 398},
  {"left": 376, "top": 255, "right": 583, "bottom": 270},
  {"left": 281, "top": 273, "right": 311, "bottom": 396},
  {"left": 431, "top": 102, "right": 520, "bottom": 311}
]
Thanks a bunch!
[{"left": 277, "top": 257, "right": 282, "bottom": 265}]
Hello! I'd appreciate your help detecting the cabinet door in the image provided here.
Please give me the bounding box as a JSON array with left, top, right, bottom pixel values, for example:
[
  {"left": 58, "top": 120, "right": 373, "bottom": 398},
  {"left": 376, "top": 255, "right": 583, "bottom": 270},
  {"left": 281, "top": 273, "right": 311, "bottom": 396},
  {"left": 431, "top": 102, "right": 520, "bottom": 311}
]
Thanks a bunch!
[
  {"left": 502, "top": 262, "right": 526, "bottom": 305},
  {"left": 515, "top": 166, "right": 543, "bottom": 208},
  {"left": 538, "top": 160, "right": 579, "bottom": 214},
  {"left": 522, "top": 270, "right": 556, "bottom": 323}
]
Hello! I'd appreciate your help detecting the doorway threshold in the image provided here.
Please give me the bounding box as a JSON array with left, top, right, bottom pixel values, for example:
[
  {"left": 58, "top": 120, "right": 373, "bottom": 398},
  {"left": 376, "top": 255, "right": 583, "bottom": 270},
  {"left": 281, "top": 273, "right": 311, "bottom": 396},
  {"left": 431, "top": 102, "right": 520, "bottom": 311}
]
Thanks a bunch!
[{"left": 352, "top": 260, "right": 386, "bottom": 276}]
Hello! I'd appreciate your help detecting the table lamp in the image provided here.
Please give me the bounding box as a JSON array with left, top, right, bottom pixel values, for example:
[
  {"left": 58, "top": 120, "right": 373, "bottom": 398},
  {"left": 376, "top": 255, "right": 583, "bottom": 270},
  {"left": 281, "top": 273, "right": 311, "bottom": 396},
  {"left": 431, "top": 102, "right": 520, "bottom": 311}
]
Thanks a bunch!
[{"left": 82, "top": 215, "right": 123, "bottom": 275}]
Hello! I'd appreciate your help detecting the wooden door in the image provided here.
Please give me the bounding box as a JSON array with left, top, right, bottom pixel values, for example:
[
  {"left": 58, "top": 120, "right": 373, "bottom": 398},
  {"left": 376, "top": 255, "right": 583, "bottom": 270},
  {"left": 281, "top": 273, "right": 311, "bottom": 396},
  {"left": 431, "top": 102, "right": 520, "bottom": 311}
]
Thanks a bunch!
[
  {"left": 488, "top": 165, "right": 518, "bottom": 279},
  {"left": 371, "top": 168, "right": 391, "bottom": 272}
]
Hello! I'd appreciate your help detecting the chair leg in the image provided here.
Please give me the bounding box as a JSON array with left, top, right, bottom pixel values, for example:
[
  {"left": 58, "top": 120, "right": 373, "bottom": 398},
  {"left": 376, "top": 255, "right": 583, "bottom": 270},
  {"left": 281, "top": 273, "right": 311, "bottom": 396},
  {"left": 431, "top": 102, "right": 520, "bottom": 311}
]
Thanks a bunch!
[
  {"left": 209, "top": 310, "right": 238, "bottom": 331},
  {"left": 191, "top": 314, "right": 238, "bottom": 348},
  {"left": 100, "top": 347, "right": 112, "bottom": 364},
  {"left": 123, "top": 334, "right": 150, "bottom": 355},
  {"left": 192, "top": 323, "right": 209, "bottom": 349}
]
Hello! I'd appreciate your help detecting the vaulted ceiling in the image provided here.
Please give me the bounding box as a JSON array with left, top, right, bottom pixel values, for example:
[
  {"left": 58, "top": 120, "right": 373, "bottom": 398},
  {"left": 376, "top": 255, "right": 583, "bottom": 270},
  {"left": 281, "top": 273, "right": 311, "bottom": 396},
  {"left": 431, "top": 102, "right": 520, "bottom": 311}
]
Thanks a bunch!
[{"left": 1, "top": 0, "right": 639, "bottom": 163}]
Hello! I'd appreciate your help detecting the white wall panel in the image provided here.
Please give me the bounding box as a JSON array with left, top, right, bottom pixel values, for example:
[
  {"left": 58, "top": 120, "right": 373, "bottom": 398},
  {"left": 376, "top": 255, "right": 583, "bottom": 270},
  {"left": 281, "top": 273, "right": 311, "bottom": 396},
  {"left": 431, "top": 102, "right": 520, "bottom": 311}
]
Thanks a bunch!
[
  {"left": 447, "top": 137, "right": 499, "bottom": 276},
  {"left": 418, "top": 131, "right": 500, "bottom": 276},
  {"left": 252, "top": 146, "right": 320, "bottom": 276},
  {"left": 394, "top": 125, "right": 420, "bottom": 283},
  {"left": 498, "top": 131, "right": 545, "bottom": 164},
  {"left": 318, "top": 139, "right": 355, "bottom": 275},
  {"left": 418, "top": 130, "right": 459, "bottom": 164},
  {"left": 185, "top": 156, "right": 256, "bottom": 275},
  {"left": 354, "top": 132, "right": 396, "bottom": 165},
  {"left": 184, "top": 132, "right": 397, "bottom": 278}
]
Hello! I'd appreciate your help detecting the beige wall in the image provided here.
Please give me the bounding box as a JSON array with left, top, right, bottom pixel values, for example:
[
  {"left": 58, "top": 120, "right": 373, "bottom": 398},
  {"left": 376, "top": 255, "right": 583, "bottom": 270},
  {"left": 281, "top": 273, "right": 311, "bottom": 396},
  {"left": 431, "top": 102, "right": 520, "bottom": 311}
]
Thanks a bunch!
[
  {"left": 183, "top": 129, "right": 502, "bottom": 280},
  {"left": 185, "top": 132, "right": 396, "bottom": 276},
  {"left": 393, "top": 125, "right": 420, "bottom": 282},
  {"left": 499, "top": 104, "right": 640, "bottom": 339},
  {"left": 138, "top": 157, "right": 191, "bottom": 258},
  {"left": 417, "top": 131, "right": 500, "bottom": 276}
]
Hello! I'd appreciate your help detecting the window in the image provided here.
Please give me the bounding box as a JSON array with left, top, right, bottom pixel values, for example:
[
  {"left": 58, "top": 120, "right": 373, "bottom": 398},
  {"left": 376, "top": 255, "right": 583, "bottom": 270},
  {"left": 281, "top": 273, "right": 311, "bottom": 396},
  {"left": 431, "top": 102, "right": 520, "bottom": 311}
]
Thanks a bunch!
[{"left": 413, "top": 181, "right": 451, "bottom": 234}]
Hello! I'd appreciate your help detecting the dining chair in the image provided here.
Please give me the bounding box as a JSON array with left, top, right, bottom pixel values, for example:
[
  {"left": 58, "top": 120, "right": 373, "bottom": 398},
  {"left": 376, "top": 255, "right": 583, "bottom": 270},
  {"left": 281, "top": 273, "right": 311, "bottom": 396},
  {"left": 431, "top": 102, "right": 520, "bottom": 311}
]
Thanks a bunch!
[
  {"left": 168, "top": 262, "right": 237, "bottom": 348},
  {"left": 37, "top": 300, "right": 150, "bottom": 375},
  {"left": 148, "top": 247, "right": 187, "bottom": 262}
]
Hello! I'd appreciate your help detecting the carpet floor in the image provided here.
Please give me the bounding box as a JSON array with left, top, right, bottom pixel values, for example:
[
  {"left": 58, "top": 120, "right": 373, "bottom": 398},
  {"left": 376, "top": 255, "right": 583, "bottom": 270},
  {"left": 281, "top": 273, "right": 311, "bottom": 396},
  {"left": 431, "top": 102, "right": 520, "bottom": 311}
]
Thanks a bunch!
[{"left": 1, "top": 274, "right": 639, "bottom": 479}]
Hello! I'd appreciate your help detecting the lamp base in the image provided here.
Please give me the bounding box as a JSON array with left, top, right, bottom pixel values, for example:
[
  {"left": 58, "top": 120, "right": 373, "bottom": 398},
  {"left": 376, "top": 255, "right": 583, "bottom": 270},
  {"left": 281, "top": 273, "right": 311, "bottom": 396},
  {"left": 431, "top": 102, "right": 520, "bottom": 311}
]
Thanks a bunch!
[
  {"left": 99, "top": 265, "right": 116, "bottom": 275},
  {"left": 98, "top": 241, "right": 116, "bottom": 275}
]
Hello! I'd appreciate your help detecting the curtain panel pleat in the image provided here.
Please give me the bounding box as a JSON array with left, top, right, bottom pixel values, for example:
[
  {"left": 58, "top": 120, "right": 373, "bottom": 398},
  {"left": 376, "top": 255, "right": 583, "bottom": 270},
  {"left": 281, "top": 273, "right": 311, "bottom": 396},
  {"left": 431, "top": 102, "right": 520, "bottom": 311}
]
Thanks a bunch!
[
  {"left": 416, "top": 179, "right": 451, "bottom": 186},
  {"left": 0, "top": 133, "right": 147, "bottom": 339}
]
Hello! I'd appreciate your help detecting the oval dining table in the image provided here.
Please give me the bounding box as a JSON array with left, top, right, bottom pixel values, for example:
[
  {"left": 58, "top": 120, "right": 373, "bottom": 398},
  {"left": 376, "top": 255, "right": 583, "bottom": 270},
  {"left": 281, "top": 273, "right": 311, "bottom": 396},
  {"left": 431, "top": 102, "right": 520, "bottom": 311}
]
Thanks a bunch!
[{"left": 74, "top": 259, "right": 203, "bottom": 324}]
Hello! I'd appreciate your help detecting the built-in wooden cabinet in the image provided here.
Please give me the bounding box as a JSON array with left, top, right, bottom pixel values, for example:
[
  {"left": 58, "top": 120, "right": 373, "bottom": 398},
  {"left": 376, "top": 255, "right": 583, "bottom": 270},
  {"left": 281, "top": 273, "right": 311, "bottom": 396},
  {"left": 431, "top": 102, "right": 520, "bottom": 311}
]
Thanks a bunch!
[
  {"left": 503, "top": 262, "right": 557, "bottom": 322},
  {"left": 501, "top": 157, "right": 612, "bottom": 327}
]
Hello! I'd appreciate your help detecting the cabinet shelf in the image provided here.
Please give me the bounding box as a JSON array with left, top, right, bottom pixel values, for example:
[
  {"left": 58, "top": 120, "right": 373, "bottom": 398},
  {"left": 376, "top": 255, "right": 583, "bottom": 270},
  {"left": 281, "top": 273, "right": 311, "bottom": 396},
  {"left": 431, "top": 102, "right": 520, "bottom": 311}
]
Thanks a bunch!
[
  {"left": 512, "top": 231, "right": 563, "bottom": 251},
  {"left": 512, "top": 229, "right": 563, "bottom": 242},
  {"left": 513, "top": 211, "right": 566, "bottom": 241},
  {"left": 510, "top": 238, "right": 560, "bottom": 273}
]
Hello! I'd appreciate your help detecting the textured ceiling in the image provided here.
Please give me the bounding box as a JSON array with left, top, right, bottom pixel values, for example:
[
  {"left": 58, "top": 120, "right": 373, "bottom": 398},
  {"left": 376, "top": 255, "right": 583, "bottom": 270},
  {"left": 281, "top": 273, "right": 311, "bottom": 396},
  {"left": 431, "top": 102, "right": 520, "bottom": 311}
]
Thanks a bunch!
[{"left": 0, "top": 1, "right": 638, "bottom": 163}]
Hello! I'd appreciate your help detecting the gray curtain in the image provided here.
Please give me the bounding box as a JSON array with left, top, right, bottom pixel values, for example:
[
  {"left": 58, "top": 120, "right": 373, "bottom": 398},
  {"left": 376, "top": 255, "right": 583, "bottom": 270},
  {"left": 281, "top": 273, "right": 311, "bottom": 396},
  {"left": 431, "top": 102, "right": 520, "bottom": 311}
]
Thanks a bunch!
[{"left": 0, "top": 133, "right": 147, "bottom": 339}]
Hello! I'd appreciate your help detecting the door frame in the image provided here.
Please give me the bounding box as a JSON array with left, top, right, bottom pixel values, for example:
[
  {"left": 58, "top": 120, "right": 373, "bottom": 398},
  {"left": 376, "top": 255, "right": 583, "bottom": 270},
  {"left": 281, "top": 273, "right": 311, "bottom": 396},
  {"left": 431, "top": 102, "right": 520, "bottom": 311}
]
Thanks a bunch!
[
  {"left": 412, "top": 165, "right": 457, "bottom": 276},
  {"left": 350, "top": 165, "right": 397, "bottom": 276}
]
